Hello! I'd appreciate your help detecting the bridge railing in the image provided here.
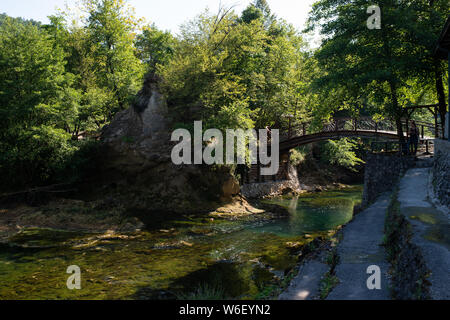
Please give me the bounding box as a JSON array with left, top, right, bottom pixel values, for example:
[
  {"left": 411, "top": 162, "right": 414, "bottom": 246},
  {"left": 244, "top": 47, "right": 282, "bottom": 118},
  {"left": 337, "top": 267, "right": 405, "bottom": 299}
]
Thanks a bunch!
[
  {"left": 370, "top": 139, "right": 435, "bottom": 155},
  {"left": 400, "top": 119, "right": 443, "bottom": 139},
  {"left": 280, "top": 116, "right": 443, "bottom": 141}
]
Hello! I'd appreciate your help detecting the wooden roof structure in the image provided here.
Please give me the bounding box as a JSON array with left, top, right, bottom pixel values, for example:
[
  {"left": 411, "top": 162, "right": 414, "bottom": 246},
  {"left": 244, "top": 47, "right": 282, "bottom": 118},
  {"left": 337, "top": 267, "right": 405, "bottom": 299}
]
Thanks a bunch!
[{"left": 434, "top": 16, "right": 450, "bottom": 60}]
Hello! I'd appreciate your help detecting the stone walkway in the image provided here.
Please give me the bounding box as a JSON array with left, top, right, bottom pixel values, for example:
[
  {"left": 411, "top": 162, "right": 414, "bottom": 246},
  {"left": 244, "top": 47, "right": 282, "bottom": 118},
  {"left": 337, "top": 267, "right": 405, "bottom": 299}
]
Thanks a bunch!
[
  {"left": 279, "top": 194, "right": 391, "bottom": 300},
  {"left": 326, "top": 194, "right": 391, "bottom": 300},
  {"left": 398, "top": 168, "right": 450, "bottom": 300},
  {"left": 279, "top": 260, "right": 328, "bottom": 300}
]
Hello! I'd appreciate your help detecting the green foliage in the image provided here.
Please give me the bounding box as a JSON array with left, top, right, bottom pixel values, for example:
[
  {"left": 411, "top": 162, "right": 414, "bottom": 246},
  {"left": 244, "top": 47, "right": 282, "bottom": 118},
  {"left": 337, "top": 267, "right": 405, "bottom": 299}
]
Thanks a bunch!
[
  {"left": 320, "top": 139, "right": 364, "bottom": 170},
  {"left": 84, "top": 0, "right": 145, "bottom": 113},
  {"left": 135, "top": 25, "right": 176, "bottom": 73},
  {"left": 307, "top": 0, "right": 449, "bottom": 136},
  {"left": 0, "top": 127, "right": 76, "bottom": 187},
  {"left": 289, "top": 148, "right": 306, "bottom": 167},
  {"left": 0, "top": 13, "right": 41, "bottom": 27},
  {"left": 159, "top": 6, "right": 310, "bottom": 133},
  {"left": 0, "top": 18, "right": 66, "bottom": 129},
  {"left": 0, "top": 1, "right": 145, "bottom": 188},
  {"left": 177, "top": 283, "right": 227, "bottom": 300},
  {"left": 319, "top": 272, "right": 339, "bottom": 300},
  {"left": 0, "top": 18, "right": 70, "bottom": 187},
  {"left": 0, "top": 0, "right": 448, "bottom": 189},
  {"left": 240, "top": 5, "right": 263, "bottom": 24}
]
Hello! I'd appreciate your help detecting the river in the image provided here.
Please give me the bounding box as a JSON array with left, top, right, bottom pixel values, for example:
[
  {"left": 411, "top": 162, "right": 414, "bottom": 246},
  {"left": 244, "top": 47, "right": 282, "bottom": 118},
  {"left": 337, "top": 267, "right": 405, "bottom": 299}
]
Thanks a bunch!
[{"left": 0, "top": 185, "right": 362, "bottom": 300}]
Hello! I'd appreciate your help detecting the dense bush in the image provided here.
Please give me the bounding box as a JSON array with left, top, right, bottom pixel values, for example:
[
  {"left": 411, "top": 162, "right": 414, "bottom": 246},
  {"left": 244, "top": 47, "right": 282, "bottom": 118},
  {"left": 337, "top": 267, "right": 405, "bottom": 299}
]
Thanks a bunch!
[
  {"left": 289, "top": 148, "right": 306, "bottom": 167},
  {"left": 320, "top": 139, "right": 364, "bottom": 170}
]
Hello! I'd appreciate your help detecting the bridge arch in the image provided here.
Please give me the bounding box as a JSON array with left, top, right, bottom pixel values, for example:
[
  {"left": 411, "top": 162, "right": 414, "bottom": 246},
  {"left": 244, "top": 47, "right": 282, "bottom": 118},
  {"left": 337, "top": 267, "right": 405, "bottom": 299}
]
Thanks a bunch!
[{"left": 280, "top": 130, "right": 400, "bottom": 151}]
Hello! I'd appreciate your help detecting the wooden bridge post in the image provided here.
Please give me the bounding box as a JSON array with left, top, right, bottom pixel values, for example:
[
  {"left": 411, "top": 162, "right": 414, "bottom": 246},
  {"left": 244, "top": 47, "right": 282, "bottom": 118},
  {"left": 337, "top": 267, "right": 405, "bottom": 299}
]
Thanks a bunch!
[
  {"left": 256, "top": 137, "right": 261, "bottom": 183},
  {"left": 434, "top": 111, "right": 439, "bottom": 138},
  {"left": 421, "top": 125, "right": 424, "bottom": 139},
  {"left": 425, "top": 140, "right": 430, "bottom": 155},
  {"left": 288, "top": 117, "right": 292, "bottom": 139},
  {"left": 406, "top": 118, "right": 409, "bottom": 139}
]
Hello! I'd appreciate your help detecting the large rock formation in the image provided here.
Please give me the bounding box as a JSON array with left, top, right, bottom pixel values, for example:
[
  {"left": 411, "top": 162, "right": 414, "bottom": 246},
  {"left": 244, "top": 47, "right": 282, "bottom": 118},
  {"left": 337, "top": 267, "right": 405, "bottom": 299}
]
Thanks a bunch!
[{"left": 98, "top": 74, "right": 239, "bottom": 214}]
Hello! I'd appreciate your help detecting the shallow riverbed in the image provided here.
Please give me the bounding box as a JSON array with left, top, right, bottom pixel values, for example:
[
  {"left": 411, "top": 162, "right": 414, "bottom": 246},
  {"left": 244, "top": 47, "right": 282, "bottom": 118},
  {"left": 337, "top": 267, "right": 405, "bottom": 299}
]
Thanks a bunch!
[{"left": 0, "top": 186, "right": 362, "bottom": 300}]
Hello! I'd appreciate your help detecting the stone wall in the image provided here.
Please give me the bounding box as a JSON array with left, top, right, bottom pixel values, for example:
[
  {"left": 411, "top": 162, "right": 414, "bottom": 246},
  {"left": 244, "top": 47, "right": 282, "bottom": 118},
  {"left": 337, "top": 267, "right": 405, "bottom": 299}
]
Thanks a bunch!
[
  {"left": 432, "top": 139, "right": 450, "bottom": 207},
  {"left": 384, "top": 195, "right": 430, "bottom": 300},
  {"left": 362, "top": 154, "right": 414, "bottom": 206}
]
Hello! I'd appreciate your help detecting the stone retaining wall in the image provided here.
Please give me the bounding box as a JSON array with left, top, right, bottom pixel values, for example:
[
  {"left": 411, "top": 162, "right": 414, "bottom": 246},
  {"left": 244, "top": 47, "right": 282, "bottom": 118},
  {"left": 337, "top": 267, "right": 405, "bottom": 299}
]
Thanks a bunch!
[
  {"left": 362, "top": 154, "right": 414, "bottom": 206},
  {"left": 384, "top": 195, "right": 430, "bottom": 300},
  {"left": 432, "top": 139, "right": 450, "bottom": 207}
]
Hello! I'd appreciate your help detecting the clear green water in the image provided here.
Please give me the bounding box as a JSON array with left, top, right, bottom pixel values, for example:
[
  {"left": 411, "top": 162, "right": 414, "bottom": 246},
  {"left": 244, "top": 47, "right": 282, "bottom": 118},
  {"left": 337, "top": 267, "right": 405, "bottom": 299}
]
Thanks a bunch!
[{"left": 0, "top": 186, "right": 362, "bottom": 300}]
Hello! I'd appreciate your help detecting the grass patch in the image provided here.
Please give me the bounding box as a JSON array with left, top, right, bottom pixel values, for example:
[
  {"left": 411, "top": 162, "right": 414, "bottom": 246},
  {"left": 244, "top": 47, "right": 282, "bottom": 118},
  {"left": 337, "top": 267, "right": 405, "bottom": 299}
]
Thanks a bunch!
[
  {"left": 318, "top": 249, "right": 340, "bottom": 299},
  {"left": 177, "top": 283, "right": 227, "bottom": 300},
  {"left": 319, "top": 272, "right": 339, "bottom": 299}
]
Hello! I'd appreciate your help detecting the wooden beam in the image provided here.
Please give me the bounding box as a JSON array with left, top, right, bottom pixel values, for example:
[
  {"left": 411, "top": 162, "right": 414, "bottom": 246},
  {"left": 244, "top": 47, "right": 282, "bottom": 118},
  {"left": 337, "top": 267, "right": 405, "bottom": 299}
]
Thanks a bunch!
[{"left": 403, "top": 104, "right": 439, "bottom": 111}]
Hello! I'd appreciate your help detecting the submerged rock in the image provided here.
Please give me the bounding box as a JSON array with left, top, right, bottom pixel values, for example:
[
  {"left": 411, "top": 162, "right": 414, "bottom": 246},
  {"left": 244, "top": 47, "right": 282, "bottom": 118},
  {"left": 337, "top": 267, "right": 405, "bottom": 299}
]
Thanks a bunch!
[{"left": 7, "top": 228, "right": 84, "bottom": 249}]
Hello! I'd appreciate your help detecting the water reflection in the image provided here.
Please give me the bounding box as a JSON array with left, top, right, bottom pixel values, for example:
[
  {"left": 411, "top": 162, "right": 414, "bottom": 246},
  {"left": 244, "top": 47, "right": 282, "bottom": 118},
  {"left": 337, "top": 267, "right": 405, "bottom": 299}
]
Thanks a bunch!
[{"left": 259, "top": 187, "right": 362, "bottom": 237}]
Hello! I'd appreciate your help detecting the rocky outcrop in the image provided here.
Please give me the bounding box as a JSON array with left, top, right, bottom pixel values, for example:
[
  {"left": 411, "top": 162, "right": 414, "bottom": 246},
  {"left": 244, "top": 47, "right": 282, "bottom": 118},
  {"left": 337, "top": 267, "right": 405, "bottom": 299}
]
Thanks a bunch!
[
  {"left": 101, "top": 73, "right": 172, "bottom": 164},
  {"left": 98, "top": 74, "right": 238, "bottom": 214},
  {"left": 432, "top": 139, "right": 450, "bottom": 207},
  {"left": 241, "top": 164, "right": 300, "bottom": 198}
]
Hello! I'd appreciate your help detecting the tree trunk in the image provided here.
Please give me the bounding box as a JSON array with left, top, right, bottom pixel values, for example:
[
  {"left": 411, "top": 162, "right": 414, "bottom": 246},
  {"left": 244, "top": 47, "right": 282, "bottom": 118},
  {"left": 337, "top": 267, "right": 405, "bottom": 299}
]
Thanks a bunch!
[
  {"left": 389, "top": 81, "right": 405, "bottom": 143},
  {"left": 435, "top": 66, "right": 447, "bottom": 135}
]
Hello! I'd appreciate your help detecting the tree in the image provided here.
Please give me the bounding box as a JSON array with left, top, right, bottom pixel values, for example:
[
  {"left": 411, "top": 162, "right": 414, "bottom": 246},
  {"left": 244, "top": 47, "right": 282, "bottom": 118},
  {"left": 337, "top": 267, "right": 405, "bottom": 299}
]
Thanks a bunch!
[
  {"left": 240, "top": 5, "right": 263, "bottom": 24},
  {"left": 83, "top": 0, "right": 145, "bottom": 116},
  {"left": 43, "top": 13, "right": 116, "bottom": 137},
  {"left": 410, "top": 0, "right": 449, "bottom": 132},
  {"left": 307, "top": 0, "right": 447, "bottom": 142},
  {"left": 0, "top": 13, "right": 41, "bottom": 27},
  {"left": 135, "top": 24, "right": 176, "bottom": 73},
  {"left": 0, "top": 17, "right": 74, "bottom": 186},
  {"left": 0, "top": 17, "right": 66, "bottom": 131},
  {"left": 159, "top": 5, "right": 310, "bottom": 133}
]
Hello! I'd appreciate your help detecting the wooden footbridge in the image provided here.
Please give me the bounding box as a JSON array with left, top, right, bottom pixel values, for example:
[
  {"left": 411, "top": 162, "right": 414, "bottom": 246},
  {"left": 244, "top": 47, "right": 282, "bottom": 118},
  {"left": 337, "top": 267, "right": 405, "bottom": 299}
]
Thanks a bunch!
[
  {"left": 241, "top": 116, "right": 442, "bottom": 184},
  {"left": 279, "top": 116, "right": 442, "bottom": 151}
]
